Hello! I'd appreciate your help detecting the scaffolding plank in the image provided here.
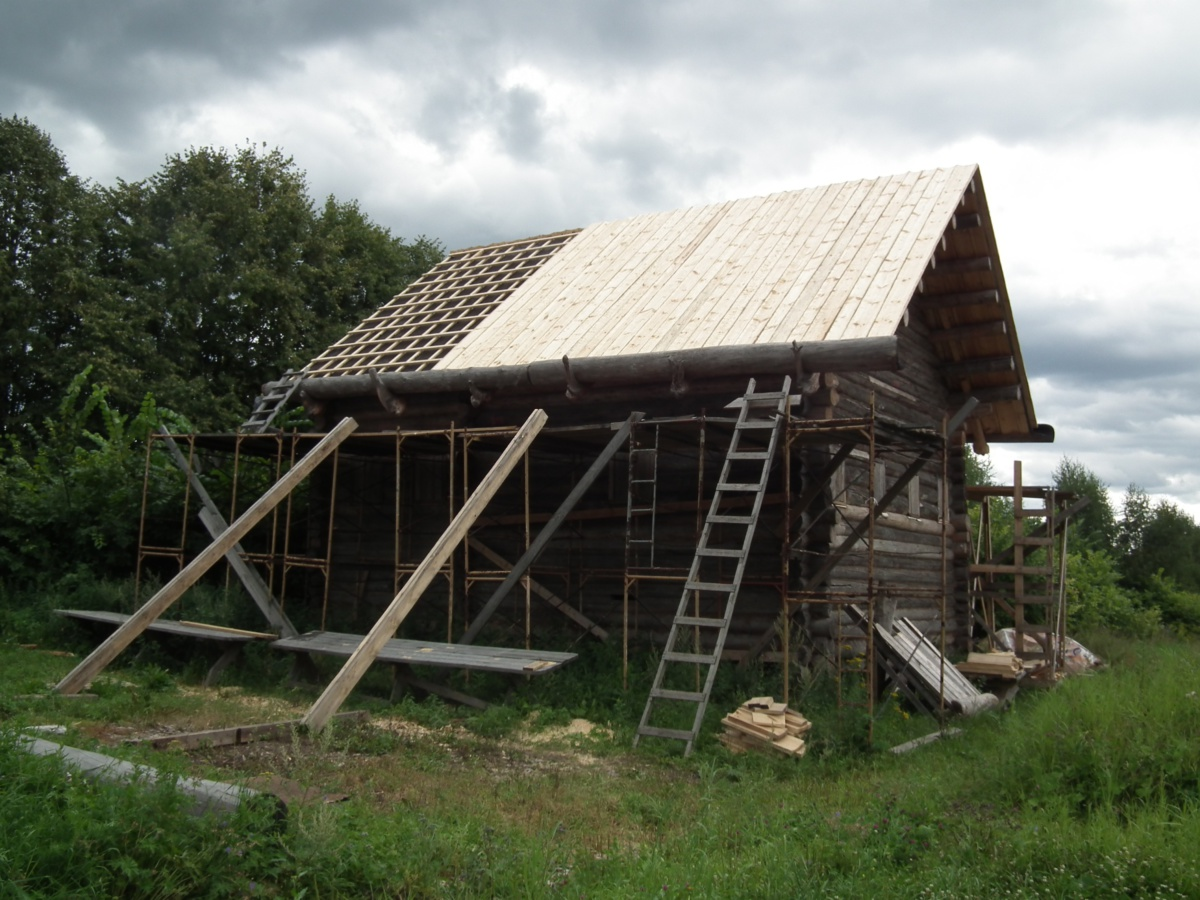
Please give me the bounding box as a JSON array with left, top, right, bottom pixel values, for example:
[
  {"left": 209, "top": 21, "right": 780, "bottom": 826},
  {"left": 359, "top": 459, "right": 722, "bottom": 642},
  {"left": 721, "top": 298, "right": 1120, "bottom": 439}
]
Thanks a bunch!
[{"left": 274, "top": 631, "right": 575, "bottom": 676}]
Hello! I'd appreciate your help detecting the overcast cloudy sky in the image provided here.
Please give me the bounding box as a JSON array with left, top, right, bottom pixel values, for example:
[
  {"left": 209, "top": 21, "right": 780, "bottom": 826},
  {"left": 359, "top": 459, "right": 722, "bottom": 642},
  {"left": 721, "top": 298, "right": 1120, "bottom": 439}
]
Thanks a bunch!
[{"left": 3, "top": 0, "right": 1198, "bottom": 517}]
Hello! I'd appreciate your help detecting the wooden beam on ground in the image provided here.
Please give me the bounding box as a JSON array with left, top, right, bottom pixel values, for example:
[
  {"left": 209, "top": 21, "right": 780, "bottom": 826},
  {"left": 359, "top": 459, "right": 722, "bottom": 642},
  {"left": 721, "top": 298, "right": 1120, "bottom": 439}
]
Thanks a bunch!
[
  {"left": 466, "top": 538, "right": 608, "bottom": 641},
  {"left": 157, "top": 428, "right": 299, "bottom": 639},
  {"left": 301, "top": 409, "right": 548, "bottom": 733},
  {"left": 390, "top": 668, "right": 489, "bottom": 710},
  {"left": 126, "top": 711, "right": 370, "bottom": 750},
  {"left": 460, "top": 412, "right": 640, "bottom": 644},
  {"left": 54, "top": 418, "right": 356, "bottom": 695}
]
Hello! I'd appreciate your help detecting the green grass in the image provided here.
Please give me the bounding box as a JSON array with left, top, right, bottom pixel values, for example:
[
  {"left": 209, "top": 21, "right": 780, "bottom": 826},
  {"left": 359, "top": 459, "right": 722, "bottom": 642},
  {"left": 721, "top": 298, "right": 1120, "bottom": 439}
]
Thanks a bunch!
[{"left": 3, "top": 584, "right": 1200, "bottom": 896}]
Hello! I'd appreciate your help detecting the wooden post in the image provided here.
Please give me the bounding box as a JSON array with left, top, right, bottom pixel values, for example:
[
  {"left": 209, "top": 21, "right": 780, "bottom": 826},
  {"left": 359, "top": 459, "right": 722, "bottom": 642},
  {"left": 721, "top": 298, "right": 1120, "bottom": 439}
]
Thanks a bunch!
[
  {"left": 301, "top": 409, "right": 548, "bottom": 733},
  {"left": 54, "top": 418, "right": 357, "bottom": 695}
]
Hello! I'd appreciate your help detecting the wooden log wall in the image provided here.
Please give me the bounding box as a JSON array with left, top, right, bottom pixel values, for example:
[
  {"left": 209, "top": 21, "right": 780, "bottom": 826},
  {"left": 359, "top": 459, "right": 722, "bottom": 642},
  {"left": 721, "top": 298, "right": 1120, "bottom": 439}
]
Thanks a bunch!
[
  {"left": 792, "top": 315, "right": 971, "bottom": 658},
  {"left": 287, "top": 315, "right": 973, "bottom": 659}
]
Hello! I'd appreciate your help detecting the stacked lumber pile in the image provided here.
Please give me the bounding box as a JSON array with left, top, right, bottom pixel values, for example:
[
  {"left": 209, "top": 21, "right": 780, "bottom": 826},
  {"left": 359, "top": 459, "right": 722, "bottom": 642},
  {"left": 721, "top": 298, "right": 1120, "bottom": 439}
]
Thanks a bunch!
[
  {"left": 719, "top": 696, "right": 811, "bottom": 758},
  {"left": 955, "top": 651, "right": 1024, "bottom": 680}
]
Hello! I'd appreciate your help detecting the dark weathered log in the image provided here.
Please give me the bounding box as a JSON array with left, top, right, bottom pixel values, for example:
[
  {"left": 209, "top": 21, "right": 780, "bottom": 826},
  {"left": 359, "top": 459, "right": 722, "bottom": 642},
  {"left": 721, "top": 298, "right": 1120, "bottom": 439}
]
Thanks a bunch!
[
  {"left": 940, "top": 355, "right": 1014, "bottom": 378},
  {"left": 298, "top": 337, "right": 901, "bottom": 402},
  {"left": 926, "top": 256, "right": 992, "bottom": 276},
  {"left": 912, "top": 289, "right": 999, "bottom": 310},
  {"left": 928, "top": 320, "right": 1007, "bottom": 344},
  {"left": 952, "top": 213, "right": 982, "bottom": 229},
  {"left": 948, "top": 384, "right": 1021, "bottom": 407}
]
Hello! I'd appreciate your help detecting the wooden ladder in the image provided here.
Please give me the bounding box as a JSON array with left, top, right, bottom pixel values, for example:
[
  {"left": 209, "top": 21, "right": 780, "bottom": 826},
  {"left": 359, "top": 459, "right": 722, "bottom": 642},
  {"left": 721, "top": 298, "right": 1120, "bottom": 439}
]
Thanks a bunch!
[
  {"left": 241, "top": 369, "right": 304, "bottom": 433},
  {"left": 633, "top": 377, "right": 791, "bottom": 755}
]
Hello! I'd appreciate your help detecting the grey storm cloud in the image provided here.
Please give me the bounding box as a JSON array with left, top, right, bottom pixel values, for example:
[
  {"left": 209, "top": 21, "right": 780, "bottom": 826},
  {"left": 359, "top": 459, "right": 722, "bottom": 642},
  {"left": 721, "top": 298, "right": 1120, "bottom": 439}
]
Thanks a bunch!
[{"left": 3, "top": 0, "right": 1200, "bottom": 512}]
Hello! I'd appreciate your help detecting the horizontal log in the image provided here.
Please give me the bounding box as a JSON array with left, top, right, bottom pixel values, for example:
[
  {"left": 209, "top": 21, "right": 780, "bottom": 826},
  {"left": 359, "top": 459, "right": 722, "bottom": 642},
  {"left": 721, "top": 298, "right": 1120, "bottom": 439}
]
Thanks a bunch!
[
  {"left": 833, "top": 504, "right": 947, "bottom": 536},
  {"left": 949, "top": 384, "right": 1022, "bottom": 407},
  {"left": 940, "top": 355, "right": 1014, "bottom": 378},
  {"left": 912, "top": 289, "right": 999, "bottom": 310},
  {"left": 926, "top": 256, "right": 992, "bottom": 276},
  {"left": 298, "top": 337, "right": 900, "bottom": 402},
  {"left": 928, "top": 320, "right": 1008, "bottom": 344}
]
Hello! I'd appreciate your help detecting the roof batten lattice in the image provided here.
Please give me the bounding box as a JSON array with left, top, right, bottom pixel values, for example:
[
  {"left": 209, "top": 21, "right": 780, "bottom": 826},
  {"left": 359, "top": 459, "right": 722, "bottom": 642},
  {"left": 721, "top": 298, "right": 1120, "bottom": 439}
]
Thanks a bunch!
[{"left": 306, "top": 230, "right": 580, "bottom": 377}]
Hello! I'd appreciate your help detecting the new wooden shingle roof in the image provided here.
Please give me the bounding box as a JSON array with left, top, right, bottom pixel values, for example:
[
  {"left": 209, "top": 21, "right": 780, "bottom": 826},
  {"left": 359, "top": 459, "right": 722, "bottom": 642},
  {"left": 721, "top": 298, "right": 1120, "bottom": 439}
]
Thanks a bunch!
[{"left": 304, "top": 164, "right": 1042, "bottom": 439}]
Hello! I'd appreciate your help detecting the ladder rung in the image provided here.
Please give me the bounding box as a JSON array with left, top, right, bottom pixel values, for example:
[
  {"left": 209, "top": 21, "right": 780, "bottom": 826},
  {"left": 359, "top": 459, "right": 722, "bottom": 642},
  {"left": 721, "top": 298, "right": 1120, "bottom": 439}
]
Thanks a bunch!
[
  {"left": 744, "top": 391, "right": 786, "bottom": 401},
  {"left": 726, "top": 451, "right": 770, "bottom": 461},
  {"left": 716, "top": 482, "right": 762, "bottom": 492},
  {"left": 651, "top": 688, "right": 706, "bottom": 702},
  {"left": 627, "top": 538, "right": 654, "bottom": 545},
  {"left": 637, "top": 725, "right": 695, "bottom": 741},
  {"left": 696, "top": 547, "right": 743, "bottom": 558},
  {"left": 735, "top": 419, "right": 778, "bottom": 430},
  {"left": 662, "top": 650, "right": 718, "bottom": 665},
  {"left": 674, "top": 615, "right": 726, "bottom": 628},
  {"left": 629, "top": 506, "right": 655, "bottom": 513},
  {"left": 707, "top": 514, "right": 754, "bottom": 525},
  {"left": 684, "top": 581, "right": 735, "bottom": 593}
]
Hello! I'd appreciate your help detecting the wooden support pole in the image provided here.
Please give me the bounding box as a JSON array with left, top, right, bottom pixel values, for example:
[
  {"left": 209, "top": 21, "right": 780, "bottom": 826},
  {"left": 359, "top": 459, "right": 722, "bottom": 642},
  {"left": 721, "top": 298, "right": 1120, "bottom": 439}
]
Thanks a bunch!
[
  {"left": 198, "top": 508, "right": 298, "bottom": 637},
  {"left": 301, "top": 409, "right": 547, "bottom": 733},
  {"left": 459, "top": 412, "right": 642, "bottom": 644},
  {"left": 55, "top": 418, "right": 357, "bottom": 695},
  {"left": 157, "top": 426, "right": 298, "bottom": 638}
]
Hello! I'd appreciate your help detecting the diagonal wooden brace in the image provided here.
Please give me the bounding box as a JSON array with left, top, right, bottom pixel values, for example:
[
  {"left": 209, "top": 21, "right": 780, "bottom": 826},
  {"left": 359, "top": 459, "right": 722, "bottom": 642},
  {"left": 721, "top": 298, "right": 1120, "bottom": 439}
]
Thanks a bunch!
[{"left": 54, "top": 418, "right": 357, "bottom": 694}]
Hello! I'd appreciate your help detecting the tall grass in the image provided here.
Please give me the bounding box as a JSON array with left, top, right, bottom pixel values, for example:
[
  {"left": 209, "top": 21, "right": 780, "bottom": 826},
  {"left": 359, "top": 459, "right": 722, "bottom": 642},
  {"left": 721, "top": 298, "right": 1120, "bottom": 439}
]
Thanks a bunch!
[{"left": 3, "top": 619, "right": 1199, "bottom": 896}]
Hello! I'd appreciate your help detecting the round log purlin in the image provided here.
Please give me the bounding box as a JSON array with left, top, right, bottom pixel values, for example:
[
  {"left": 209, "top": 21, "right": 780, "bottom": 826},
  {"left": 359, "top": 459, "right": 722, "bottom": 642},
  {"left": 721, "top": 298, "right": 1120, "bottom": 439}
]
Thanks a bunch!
[{"left": 297, "top": 336, "right": 900, "bottom": 402}]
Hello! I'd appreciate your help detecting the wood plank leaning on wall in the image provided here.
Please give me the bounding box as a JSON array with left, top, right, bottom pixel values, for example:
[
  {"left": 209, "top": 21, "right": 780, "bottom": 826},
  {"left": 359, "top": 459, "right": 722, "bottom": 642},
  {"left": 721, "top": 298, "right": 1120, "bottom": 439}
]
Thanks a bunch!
[{"left": 301, "top": 409, "right": 548, "bottom": 733}]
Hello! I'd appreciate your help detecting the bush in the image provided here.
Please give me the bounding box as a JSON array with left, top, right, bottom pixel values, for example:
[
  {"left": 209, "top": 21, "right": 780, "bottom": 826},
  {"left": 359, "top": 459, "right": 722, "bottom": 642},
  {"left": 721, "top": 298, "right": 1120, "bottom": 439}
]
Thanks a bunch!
[{"left": 1066, "top": 550, "right": 1159, "bottom": 637}]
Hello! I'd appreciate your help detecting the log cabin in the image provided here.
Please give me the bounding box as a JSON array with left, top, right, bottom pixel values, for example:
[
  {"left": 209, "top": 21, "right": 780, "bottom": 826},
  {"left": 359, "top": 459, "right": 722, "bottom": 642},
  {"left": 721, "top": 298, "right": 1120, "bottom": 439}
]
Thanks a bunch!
[{"left": 165, "top": 165, "right": 1055, "bottom": 738}]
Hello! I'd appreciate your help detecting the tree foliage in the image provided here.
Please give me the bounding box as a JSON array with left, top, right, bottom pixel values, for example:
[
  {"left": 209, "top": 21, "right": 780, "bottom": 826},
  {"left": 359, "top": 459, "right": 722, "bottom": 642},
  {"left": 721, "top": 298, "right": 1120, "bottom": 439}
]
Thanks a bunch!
[
  {"left": 1052, "top": 456, "right": 1117, "bottom": 553},
  {"left": 0, "top": 369, "right": 187, "bottom": 581},
  {"left": 0, "top": 116, "right": 99, "bottom": 435},
  {"left": 1, "top": 122, "right": 442, "bottom": 436}
]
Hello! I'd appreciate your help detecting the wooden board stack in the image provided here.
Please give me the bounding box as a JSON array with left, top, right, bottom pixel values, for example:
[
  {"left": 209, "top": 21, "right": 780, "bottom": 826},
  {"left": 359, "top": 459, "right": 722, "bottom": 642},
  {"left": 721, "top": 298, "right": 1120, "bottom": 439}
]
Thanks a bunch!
[
  {"left": 719, "top": 696, "right": 811, "bottom": 758},
  {"left": 955, "top": 651, "right": 1024, "bottom": 680}
]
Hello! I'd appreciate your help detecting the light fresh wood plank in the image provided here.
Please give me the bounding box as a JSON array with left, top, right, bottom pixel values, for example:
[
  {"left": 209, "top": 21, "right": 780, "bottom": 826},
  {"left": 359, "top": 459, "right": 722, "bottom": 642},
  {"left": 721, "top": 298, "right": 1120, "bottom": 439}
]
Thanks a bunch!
[
  {"left": 826, "top": 167, "right": 953, "bottom": 341},
  {"left": 764, "top": 176, "right": 878, "bottom": 342},
  {"left": 801, "top": 172, "right": 905, "bottom": 341},
  {"left": 868, "top": 164, "right": 978, "bottom": 337},
  {"left": 819, "top": 170, "right": 928, "bottom": 341},
  {"left": 549, "top": 204, "right": 706, "bottom": 359},
  {"left": 690, "top": 187, "right": 820, "bottom": 349},
  {"left": 756, "top": 178, "right": 867, "bottom": 343},
  {"left": 647, "top": 191, "right": 786, "bottom": 353},
  {"left": 611, "top": 195, "right": 768, "bottom": 356}
]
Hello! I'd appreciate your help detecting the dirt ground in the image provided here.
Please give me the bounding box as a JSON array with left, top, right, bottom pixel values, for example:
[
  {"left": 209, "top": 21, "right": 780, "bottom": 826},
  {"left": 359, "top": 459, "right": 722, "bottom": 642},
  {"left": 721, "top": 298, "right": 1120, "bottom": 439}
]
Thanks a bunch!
[{"left": 87, "top": 685, "right": 632, "bottom": 810}]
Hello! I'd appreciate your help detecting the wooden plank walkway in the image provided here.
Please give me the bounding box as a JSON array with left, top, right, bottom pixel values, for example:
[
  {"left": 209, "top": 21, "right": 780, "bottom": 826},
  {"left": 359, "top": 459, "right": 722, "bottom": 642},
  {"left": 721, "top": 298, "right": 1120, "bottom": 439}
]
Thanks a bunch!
[
  {"left": 56, "top": 609, "right": 274, "bottom": 686},
  {"left": 273, "top": 631, "right": 576, "bottom": 676}
]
